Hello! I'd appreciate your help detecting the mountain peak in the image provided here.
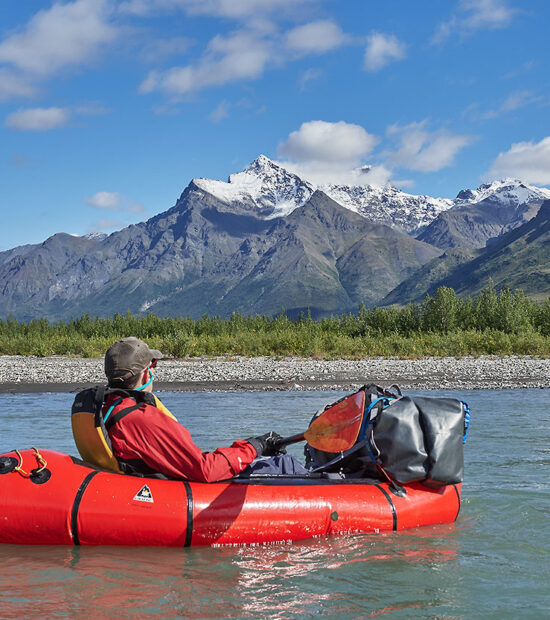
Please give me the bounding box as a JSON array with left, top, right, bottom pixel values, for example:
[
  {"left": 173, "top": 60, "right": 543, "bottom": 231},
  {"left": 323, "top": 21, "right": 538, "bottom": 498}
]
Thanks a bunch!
[
  {"left": 193, "top": 156, "right": 314, "bottom": 217},
  {"left": 82, "top": 232, "right": 108, "bottom": 241},
  {"left": 192, "top": 156, "right": 452, "bottom": 232},
  {"left": 244, "top": 154, "right": 279, "bottom": 173},
  {"left": 455, "top": 178, "right": 550, "bottom": 205},
  {"left": 236, "top": 154, "right": 305, "bottom": 187},
  {"left": 190, "top": 158, "right": 550, "bottom": 237}
]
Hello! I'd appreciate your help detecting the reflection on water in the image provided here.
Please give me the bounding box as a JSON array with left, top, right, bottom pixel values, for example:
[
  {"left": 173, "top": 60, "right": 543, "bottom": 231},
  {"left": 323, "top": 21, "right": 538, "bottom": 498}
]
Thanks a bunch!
[
  {"left": 0, "top": 524, "right": 462, "bottom": 619},
  {"left": 1, "top": 389, "right": 550, "bottom": 618}
]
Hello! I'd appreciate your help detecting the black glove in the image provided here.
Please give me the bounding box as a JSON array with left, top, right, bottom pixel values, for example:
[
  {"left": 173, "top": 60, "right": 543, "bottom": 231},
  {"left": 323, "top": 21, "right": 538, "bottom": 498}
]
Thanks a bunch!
[{"left": 246, "top": 431, "right": 287, "bottom": 457}]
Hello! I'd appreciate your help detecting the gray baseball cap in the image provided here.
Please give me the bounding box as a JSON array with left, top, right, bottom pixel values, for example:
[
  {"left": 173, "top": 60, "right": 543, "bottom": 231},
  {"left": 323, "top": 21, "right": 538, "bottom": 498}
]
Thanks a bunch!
[{"left": 104, "top": 337, "right": 164, "bottom": 384}]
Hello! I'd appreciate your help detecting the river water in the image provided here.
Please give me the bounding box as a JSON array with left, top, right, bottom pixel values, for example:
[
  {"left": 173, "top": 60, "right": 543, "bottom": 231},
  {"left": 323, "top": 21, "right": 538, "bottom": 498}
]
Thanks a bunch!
[{"left": 0, "top": 389, "right": 549, "bottom": 619}]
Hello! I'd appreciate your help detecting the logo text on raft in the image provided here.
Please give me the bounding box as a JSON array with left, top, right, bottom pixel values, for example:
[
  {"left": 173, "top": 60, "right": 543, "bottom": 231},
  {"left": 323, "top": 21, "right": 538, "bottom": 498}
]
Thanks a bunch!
[{"left": 133, "top": 485, "right": 154, "bottom": 503}]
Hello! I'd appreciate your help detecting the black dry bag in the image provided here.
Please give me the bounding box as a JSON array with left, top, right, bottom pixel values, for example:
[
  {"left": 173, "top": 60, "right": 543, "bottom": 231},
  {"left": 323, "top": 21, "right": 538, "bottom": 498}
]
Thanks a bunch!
[{"left": 366, "top": 390, "right": 470, "bottom": 487}]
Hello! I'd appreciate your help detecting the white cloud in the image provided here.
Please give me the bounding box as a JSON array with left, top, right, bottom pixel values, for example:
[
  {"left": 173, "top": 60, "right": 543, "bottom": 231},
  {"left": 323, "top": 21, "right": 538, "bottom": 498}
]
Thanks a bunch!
[
  {"left": 482, "top": 90, "right": 539, "bottom": 119},
  {"left": 461, "top": 0, "right": 518, "bottom": 29},
  {"left": 363, "top": 32, "right": 406, "bottom": 72},
  {"left": 277, "top": 120, "right": 384, "bottom": 185},
  {"left": 299, "top": 68, "right": 322, "bottom": 91},
  {"left": 119, "top": 0, "right": 315, "bottom": 18},
  {"left": 86, "top": 191, "right": 144, "bottom": 213},
  {"left": 4, "top": 102, "right": 110, "bottom": 131},
  {"left": 360, "top": 164, "right": 395, "bottom": 187},
  {"left": 137, "top": 12, "right": 354, "bottom": 97},
  {"left": 86, "top": 192, "right": 122, "bottom": 209},
  {"left": 140, "top": 30, "right": 271, "bottom": 95},
  {"left": 285, "top": 20, "right": 347, "bottom": 55},
  {"left": 281, "top": 159, "right": 393, "bottom": 187},
  {"left": 433, "top": 0, "right": 519, "bottom": 44},
  {"left": 386, "top": 121, "right": 474, "bottom": 172},
  {"left": 210, "top": 100, "right": 230, "bottom": 122},
  {"left": 392, "top": 178, "right": 416, "bottom": 189},
  {"left": 0, "top": 69, "right": 37, "bottom": 101},
  {"left": 4, "top": 107, "right": 71, "bottom": 131},
  {"left": 0, "top": 0, "right": 117, "bottom": 102},
  {"left": 485, "top": 136, "right": 550, "bottom": 185},
  {"left": 0, "top": 0, "right": 116, "bottom": 77},
  {"left": 278, "top": 120, "right": 378, "bottom": 166},
  {"left": 198, "top": 0, "right": 315, "bottom": 17}
]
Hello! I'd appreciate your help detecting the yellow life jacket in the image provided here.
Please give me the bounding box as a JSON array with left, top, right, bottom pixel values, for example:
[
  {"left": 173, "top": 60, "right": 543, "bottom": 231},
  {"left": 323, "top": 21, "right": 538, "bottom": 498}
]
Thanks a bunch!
[{"left": 71, "top": 387, "right": 176, "bottom": 474}]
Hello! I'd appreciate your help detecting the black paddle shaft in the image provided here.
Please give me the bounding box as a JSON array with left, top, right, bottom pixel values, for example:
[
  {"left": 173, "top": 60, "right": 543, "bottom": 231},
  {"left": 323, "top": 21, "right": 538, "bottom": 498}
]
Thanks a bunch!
[{"left": 274, "top": 432, "right": 305, "bottom": 448}]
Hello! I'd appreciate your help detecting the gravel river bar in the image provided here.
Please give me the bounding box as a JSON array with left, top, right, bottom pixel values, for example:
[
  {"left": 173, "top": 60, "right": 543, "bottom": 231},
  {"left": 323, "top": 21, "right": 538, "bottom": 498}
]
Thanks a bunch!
[{"left": 0, "top": 355, "right": 548, "bottom": 393}]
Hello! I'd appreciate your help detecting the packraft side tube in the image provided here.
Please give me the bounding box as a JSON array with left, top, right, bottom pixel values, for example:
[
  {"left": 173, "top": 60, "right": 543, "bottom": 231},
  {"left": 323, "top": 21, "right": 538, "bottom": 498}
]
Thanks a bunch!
[{"left": 0, "top": 449, "right": 461, "bottom": 547}]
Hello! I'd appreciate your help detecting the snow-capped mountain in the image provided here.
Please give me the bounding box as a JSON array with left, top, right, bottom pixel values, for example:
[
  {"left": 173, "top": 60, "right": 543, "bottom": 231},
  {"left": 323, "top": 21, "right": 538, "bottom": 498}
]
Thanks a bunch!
[
  {"left": 0, "top": 187, "right": 443, "bottom": 321},
  {"left": 417, "top": 178, "right": 550, "bottom": 250},
  {"left": 194, "top": 155, "right": 448, "bottom": 233},
  {"left": 3, "top": 154, "right": 550, "bottom": 321},
  {"left": 82, "top": 232, "right": 108, "bottom": 241},
  {"left": 322, "top": 183, "right": 452, "bottom": 234},
  {"left": 194, "top": 156, "right": 550, "bottom": 237},
  {"left": 194, "top": 155, "right": 315, "bottom": 219},
  {"left": 453, "top": 178, "right": 550, "bottom": 207}
]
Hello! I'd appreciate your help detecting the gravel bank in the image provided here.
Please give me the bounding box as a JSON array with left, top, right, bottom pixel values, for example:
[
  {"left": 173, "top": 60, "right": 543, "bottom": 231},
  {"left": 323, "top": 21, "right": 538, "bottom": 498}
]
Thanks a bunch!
[{"left": 0, "top": 355, "right": 548, "bottom": 393}]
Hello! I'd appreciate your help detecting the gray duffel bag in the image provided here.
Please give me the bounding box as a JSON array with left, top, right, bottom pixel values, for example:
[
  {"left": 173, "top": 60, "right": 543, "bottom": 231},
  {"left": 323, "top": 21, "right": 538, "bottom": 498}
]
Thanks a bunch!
[{"left": 367, "top": 393, "right": 469, "bottom": 488}]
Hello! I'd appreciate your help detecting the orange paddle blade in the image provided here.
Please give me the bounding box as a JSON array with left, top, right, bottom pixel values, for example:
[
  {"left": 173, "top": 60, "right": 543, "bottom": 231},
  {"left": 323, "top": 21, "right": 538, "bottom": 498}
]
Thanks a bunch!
[{"left": 304, "top": 390, "right": 365, "bottom": 452}]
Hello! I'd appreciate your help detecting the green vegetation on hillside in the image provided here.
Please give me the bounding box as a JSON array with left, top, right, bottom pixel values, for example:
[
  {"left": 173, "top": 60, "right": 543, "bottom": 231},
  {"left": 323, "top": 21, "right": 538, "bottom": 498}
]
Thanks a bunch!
[{"left": 1, "top": 286, "right": 549, "bottom": 358}]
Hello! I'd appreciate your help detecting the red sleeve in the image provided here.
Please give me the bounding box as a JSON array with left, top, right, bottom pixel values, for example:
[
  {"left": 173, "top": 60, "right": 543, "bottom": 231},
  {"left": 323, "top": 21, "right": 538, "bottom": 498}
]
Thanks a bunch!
[{"left": 108, "top": 406, "right": 258, "bottom": 482}]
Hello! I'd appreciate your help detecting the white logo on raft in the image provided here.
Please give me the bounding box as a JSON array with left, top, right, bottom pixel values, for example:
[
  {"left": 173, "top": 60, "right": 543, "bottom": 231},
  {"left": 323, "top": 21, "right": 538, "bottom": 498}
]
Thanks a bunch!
[{"left": 133, "top": 485, "right": 154, "bottom": 503}]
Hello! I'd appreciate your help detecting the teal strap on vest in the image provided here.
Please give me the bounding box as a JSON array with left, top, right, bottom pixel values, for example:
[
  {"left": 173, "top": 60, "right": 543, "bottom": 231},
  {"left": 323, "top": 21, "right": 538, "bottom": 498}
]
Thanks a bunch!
[
  {"left": 105, "top": 404, "right": 143, "bottom": 431},
  {"left": 103, "top": 369, "right": 154, "bottom": 425},
  {"left": 103, "top": 397, "right": 123, "bottom": 423},
  {"left": 104, "top": 366, "right": 154, "bottom": 421}
]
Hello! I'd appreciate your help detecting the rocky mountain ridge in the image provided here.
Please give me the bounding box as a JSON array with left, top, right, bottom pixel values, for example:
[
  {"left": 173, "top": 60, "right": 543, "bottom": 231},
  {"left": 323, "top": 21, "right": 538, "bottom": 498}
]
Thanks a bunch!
[
  {"left": 418, "top": 179, "right": 550, "bottom": 250},
  {"left": 1, "top": 156, "right": 549, "bottom": 320},
  {"left": 193, "top": 156, "right": 550, "bottom": 237},
  {"left": 0, "top": 188, "right": 441, "bottom": 320},
  {"left": 194, "top": 155, "right": 452, "bottom": 234},
  {"left": 384, "top": 200, "right": 550, "bottom": 304}
]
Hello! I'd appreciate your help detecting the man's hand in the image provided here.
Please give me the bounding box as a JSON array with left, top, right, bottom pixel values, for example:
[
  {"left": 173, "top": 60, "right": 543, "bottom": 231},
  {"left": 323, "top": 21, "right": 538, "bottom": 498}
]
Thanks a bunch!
[{"left": 246, "top": 431, "right": 287, "bottom": 457}]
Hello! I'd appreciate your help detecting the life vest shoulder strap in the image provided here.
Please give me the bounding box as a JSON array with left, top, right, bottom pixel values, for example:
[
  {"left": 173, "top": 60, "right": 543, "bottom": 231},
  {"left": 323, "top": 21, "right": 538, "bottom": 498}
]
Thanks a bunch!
[
  {"left": 103, "top": 392, "right": 177, "bottom": 430},
  {"left": 104, "top": 403, "right": 143, "bottom": 431}
]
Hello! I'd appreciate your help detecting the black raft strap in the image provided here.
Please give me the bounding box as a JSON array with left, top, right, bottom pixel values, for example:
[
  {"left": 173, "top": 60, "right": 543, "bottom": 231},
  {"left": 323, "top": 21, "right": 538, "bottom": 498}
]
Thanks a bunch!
[{"left": 104, "top": 404, "right": 142, "bottom": 431}]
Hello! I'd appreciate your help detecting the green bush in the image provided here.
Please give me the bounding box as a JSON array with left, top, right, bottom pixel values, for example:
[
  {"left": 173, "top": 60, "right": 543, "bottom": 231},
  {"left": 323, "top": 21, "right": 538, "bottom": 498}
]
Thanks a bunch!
[{"left": 0, "top": 286, "right": 549, "bottom": 358}]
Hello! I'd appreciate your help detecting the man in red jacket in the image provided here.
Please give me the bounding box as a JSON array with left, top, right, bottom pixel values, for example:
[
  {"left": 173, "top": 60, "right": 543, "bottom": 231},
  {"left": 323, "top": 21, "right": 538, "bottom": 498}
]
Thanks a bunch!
[{"left": 72, "top": 337, "right": 290, "bottom": 481}]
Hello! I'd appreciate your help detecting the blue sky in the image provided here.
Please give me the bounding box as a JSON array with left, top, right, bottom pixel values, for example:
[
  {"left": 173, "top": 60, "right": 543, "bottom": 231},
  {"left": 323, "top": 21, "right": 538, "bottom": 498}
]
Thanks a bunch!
[{"left": 1, "top": 0, "right": 549, "bottom": 249}]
